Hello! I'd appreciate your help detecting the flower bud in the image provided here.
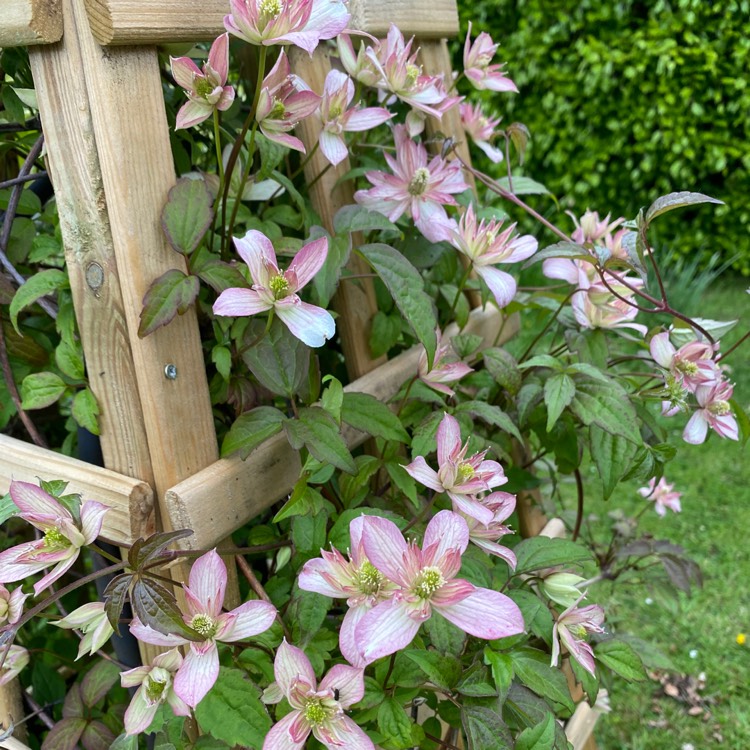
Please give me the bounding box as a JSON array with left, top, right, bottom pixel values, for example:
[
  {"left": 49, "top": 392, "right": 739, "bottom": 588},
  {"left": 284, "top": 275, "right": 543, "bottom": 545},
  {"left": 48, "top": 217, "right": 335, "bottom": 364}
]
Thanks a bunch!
[
  {"left": 53, "top": 601, "right": 114, "bottom": 660},
  {"left": 542, "top": 572, "right": 586, "bottom": 607}
]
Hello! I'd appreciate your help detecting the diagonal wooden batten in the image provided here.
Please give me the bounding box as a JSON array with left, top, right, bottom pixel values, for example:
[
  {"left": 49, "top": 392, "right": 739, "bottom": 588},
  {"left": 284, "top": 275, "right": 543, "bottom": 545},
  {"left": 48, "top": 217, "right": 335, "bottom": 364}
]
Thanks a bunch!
[
  {"left": 289, "top": 46, "right": 385, "bottom": 380},
  {"left": 165, "top": 305, "right": 518, "bottom": 550},
  {"left": 0, "top": 677, "right": 26, "bottom": 743},
  {"left": 0, "top": 0, "right": 62, "bottom": 47},
  {"left": 0, "top": 433, "right": 152, "bottom": 545},
  {"left": 81, "top": 0, "right": 458, "bottom": 45}
]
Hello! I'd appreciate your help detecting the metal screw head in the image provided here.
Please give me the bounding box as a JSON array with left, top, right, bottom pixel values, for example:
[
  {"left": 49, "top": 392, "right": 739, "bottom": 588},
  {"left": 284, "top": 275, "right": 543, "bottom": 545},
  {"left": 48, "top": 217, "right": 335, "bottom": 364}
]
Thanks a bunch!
[{"left": 164, "top": 364, "right": 178, "bottom": 380}]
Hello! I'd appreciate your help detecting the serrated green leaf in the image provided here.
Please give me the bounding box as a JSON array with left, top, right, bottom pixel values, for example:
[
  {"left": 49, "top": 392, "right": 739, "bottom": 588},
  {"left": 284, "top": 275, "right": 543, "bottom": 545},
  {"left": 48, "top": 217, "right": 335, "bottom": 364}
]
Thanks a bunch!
[
  {"left": 403, "top": 650, "right": 462, "bottom": 690},
  {"left": 195, "top": 258, "right": 249, "bottom": 293},
  {"left": 518, "top": 355, "right": 562, "bottom": 370},
  {"left": 10, "top": 268, "right": 68, "bottom": 332},
  {"left": 360, "top": 243, "right": 437, "bottom": 368},
  {"left": 544, "top": 373, "right": 575, "bottom": 432},
  {"left": 457, "top": 665, "right": 497, "bottom": 697},
  {"left": 161, "top": 177, "right": 213, "bottom": 255},
  {"left": 510, "top": 648, "right": 574, "bottom": 712},
  {"left": 55, "top": 339, "right": 85, "bottom": 381},
  {"left": 514, "top": 537, "right": 591, "bottom": 574},
  {"left": 311, "top": 232, "right": 350, "bottom": 308},
  {"left": 103, "top": 574, "right": 131, "bottom": 630},
  {"left": 0, "top": 186, "right": 41, "bottom": 215},
  {"left": 497, "top": 175, "right": 549, "bottom": 196},
  {"left": 341, "top": 391, "right": 410, "bottom": 443},
  {"left": 129, "top": 529, "right": 194, "bottom": 570},
  {"left": 455, "top": 400, "right": 522, "bottom": 442},
  {"left": 461, "top": 704, "right": 513, "bottom": 750},
  {"left": 644, "top": 191, "right": 723, "bottom": 225},
  {"left": 369, "top": 310, "right": 402, "bottom": 358},
  {"left": 483, "top": 347, "right": 521, "bottom": 395},
  {"left": 212, "top": 345, "right": 232, "bottom": 381},
  {"left": 595, "top": 639, "right": 647, "bottom": 681},
  {"left": 515, "top": 713, "right": 556, "bottom": 750},
  {"left": 424, "top": 614, "right": 466, "bottom": 656},
  {"left": 131, "top": 578, "right": 200, "bottom": 641},
  {"left": 221, "top": 406, "right": 286, "bottom": 459},
  {"left": 589, "top": 425, "right": 639, "bottom": 500},
  {"left": 20, "top": 371, "right": 66, "bottom": 409},
  {"left": 334, "top": 204, "right": 400, "bottom": 234},
  {"left": 72, "top": 387, "right": 100, "bottom": 435},
  {"left": 81, "top": 660, "right": 121, "bottom": 708},
  {"left": 284, "top": 407, "right": 356, "bottom": 474},
  {"left": 289, "top": 589, "right": 331, "bottom": 646},
  {"left": 523, "top": 241, "right": 590, "bottom": 268},
  {"left": 378, "top": 697, "right": 413, "bottom": 750},
  {"left": 38, "top": 717, "right": 87, "bottom": 750},
  {"left": 484, "top": 648, "right": 514, "bottom": 697},
  {"left": 321, "top": 375, "right": 344, "bottom": 424},
  {"left": 194, "top": 668, "right": 271, "bottom": 746},
  {"left": 569, "top": 376, "right": 640, "bottom": 444},
  {"left": 138, "top": 269, "right": 199, "bottom": 337}
]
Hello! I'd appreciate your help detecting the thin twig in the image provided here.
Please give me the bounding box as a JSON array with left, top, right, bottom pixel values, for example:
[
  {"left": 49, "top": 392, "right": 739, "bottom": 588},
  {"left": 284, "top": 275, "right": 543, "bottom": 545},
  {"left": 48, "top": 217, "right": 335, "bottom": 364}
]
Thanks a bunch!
[
  {"left": 717, "top": 329, "right": 750, "bottom": 362},
  {"left": 235, "top": 555, "right": 291, "bottom": 641},
  {"left": 22, "top": 693, "right": 55, "bottom": 731},
  {"left": 425, "top": 732, "right": 462, "bottom": 750},
  {"left": 0, "top": 171, "right": 47, "bottom": 190},
  {"left": 572, "top": 468, "right": 584, "bottom": 542}
]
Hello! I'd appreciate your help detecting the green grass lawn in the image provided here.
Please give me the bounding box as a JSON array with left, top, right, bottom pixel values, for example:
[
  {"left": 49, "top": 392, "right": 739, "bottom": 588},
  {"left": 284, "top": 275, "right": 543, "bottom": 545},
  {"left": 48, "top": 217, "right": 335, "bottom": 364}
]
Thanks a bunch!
[{"left": 584, "top": 276, "right": 750, "bottom": 749}]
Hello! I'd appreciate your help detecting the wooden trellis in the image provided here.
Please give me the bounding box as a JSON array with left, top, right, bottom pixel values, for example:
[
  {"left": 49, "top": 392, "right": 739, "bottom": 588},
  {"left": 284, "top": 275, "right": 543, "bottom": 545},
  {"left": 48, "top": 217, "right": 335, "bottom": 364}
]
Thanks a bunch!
[{"left": 0, "top": 1, "right": 599, "bottom": 747}]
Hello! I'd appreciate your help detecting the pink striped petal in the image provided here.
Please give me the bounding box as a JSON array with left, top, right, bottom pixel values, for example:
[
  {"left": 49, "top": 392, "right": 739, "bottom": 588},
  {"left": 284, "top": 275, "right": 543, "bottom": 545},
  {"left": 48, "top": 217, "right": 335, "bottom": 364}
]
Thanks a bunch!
[
  {"left": 423, "top": 510, "right": 470, "bottom": 560},
  {"left": 33, "top": 554, "right": 78, "bottom": 596},
  {"left": 326, "top": 716, "right": 375, "bottom": 750},
  {"left": 449, "top": 494, "right": 495, "bottom": 526},
  {"left": 80, "top": 501, "right": 109, "bottom": 544},
  {"left": 263, "top": 710, "right": 308, "bottom": 750},
  {"left": 0, "top": 542, "right": 54, "bottom": 584},
  {"left": 437, "top": 413, "right": 461, "bottom": 465},
  {"left": 234, "top": 230, "right": 277, "bottom": 284},
  {"left": 543, "top": 258, "right": 580, "bottom": 284},
  {"left": 298, "top": 558, "right": 345, "bottom": 598},
  {"left": 274, "top": 299, "right": 335, "bottom": 348},
  {"left": 319, "top": 130, "right": 349, "bottom": 166},
  {"left": 430, "top": 578, "right": 475, "bottom": 606},
  {"left": 503, "top": 235, "right": 538, "bottom": 263},
  {"left": 123, "top": 686, "right": 161, "bottom": 735},
  {"left": 339, "top": 605, "right": 368, "bottom": 668},
  {"left": 170, "top": 56, "right": 202, "bottom": 90},
  {"left": 402, "top": 457, "right": 443, "bottom": 492},
  {"left": 360, "top": 516, "right": 409, "bottom": 585},
  {"left": 275, "top": 640, "right": 316, "bottom": 699},
  {"left": 559, "top": 627, "right": 596, "bottom": 676},
  {"left": 473, "top": 539, "right": 517, "bottom": 569},
  {"left": 176, "top": 99, "right": 214, "bottom": 130},
  {"left": 357, "top": 600, "right": 422, "bottom": 664},
  {"left": 214, "top": 288, "right": 272, "bottom": 317},
  {"left": 173, "top": 643, "right": 220, "bottom": 708},
  {"left": 207, "top": 33, "right": 230, "bottom": 83},
  {"left": 129, "top": 619, "right": 188, "bottom": 648},
  {"left": 10, "top": 481, "right": 68, "bottom": 521},
  {"left": 187, "top": 549, "right": 226, "bottom": 617},
  {"left": 436, "top": 587, "right": 524, "bottom": 640},
  {"left": 476, "top": 266, "right": 517, "bottom": 308},
  {"left": 221, "top": 600, "right": 277, "bottom": 641},
  {"left": 342, "top": 107, "right": 393, "bottom": 132},
  {"left": 319, "top": 664, "right": 365, "bottom": 708},
  {"left": 288, "top": 237, "right": 328, "bottom": 290},
  {"left": 683, "top": 411, "right": 708, "bottom": 445}
]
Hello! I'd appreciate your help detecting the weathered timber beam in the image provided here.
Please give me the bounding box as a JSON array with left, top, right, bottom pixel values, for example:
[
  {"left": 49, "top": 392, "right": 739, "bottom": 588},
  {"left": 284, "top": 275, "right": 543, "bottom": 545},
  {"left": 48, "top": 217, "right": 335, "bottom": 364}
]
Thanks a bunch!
[
  {"left": 83, "top": 0, "right": 458, "bottom": 45},
  {"left": 166, "top": 307, "right": 519, "bottom": 550},
  {"left": 0, "top": 0, "right": 62, "bottom": 47},
  {"left": 565, "top": 691, "right": 607, "bottom": 750},
  {"left": 0, "top": 434, "right": 153, "bottom": 545}
]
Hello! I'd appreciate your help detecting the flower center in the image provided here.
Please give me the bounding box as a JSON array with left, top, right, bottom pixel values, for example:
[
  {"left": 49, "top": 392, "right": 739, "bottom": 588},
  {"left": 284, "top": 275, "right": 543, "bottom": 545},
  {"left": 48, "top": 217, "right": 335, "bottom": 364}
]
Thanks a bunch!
[
  {"left": 568, "top": 623, "right": 588, "bottom": 639},
  {"left": 708, "top": 399, "right": 731, "bottom": 416},
  {"left": 258, "top": 0, "right": 283, "bottom": 22},
  {"left": 269, "top": 98, "right": 287, "bottom": 120},
  {"left": 304, "top": 699, "right": 332, "bottom": 726},
  {"left": 0, "top": 599, "right": 8, "bottom": 620},
  {"left": 412, "top": 566, "right": 445, "bottom": 600},
  {"left": 456, "top": 462, "right": 475, "bottom": 483},
  {"left": 408, "top": 167, "right": 430, "bottom": 196},
  {"left": 195, "top": 77, "right": 215, "bottom": 99},
  {"left": 405, "top": 63, "right": 420, "bottom": 88},
  {"left": 269, "top": 273, "right": 291, "bottom": 300},
  {"left": 675, "top": 359, "right": 699, "bottom": 376},
  {"left": 357, "top": 560, "right": 384, "bottom": 595},
  {"left": 43, "top": 528, "right": 71, "bottom": 551},
  {"left": 328, "top": 104, "right": 343, "bottom": 120},
  {"left": 190, "top": 613, "right": 218, "bottom": 638},
  {"left": 144, "top": 675, "right": 168, "bottom": 705}
]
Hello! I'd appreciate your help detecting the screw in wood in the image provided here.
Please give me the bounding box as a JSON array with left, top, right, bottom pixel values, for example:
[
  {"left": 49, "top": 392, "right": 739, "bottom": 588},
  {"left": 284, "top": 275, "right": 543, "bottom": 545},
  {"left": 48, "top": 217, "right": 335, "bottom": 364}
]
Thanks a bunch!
[{"left": 164, "top": 364, "right": 178, "bottom": 380}]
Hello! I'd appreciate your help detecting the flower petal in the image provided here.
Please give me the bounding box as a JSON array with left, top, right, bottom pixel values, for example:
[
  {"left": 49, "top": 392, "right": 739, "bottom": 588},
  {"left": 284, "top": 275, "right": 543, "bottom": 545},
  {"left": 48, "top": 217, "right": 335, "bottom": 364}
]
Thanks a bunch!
[
  {"left": 437, "top": 413, "right": 461, "bottom": 466},
  {"left": 288, "top": 237, "right": 328, "bottom": 290},
  {"left": 360, "top": 515, "right": 408, "bottom": 585},
  {"left": 10, "top": 481, "right": 69, "bottom": 522},
  {"left": 123, "top": 686, "right": 160, "bottom": 736},
  {"left": 187, "top": 549, "right": 226, "bottom": 618},
  {"left": 79, "top": 501, "right": 109, "bottom": 544},
  {"left": 683, "top": 411, "right": 708, "bottom": 445},
  {"left": 262, "top": 710, "right": 308, "bottom": 750},
  {"left": 175, "top": 99, "right": 214, "bottom": 130},
  {"left": 234, "top": 229, "right": 277, "bottom": 284},
  {"left": 207, "top": 33, "right": 230, "bottom": 84},
  {"left": 129, "top": 619, "right": 188, "bottom": 648},
  {"left": 214, "top": 288, "right": 272, "bottom": 317},
  {"left": 173, "top": 643, "right": 221, "bottom": 708},
  {"left": 423, "top": 510, "right": 470, "bottom": 560},
  {"left": 476, "top": 265, "right": 517, "bottom": 308},
  {"left": 319, "top": 130, "right": 349, "bottom": 166},
  {"left": 319, "top": 664, "right": 365, "bottom": 708},
  {"left": 221, "top": 600, "right": 277, "bottom": 641},
  {"left": 328, "top": 715, "right": 375, "bottom": 750},
  {"left": 437, "top": 587, "right": 524, "bottom": 639},
  {"left": 274, "top": 299, "right": 336, "bottom": 348},
  {"left": 357, "top": 599, "right": 422, "bottom": 664},
  {"left": 298, "top": 558, "right": 345, "bottom": 598},
  {"left": 274, "top": 639, "right": 316, "bottom": 699},
  {"left": 339, "top": 605, "right": 368, "bottom": 668},
  {"left": 402, "top": 456, "right": 443, "bottom": 492}
]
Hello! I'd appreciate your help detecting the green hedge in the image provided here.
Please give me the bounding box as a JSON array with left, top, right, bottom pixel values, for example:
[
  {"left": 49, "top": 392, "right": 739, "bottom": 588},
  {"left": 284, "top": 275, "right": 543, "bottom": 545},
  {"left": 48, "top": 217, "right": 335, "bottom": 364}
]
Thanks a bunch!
[{"left": 459, "top": 0, "right": 750, "bottom": 273}]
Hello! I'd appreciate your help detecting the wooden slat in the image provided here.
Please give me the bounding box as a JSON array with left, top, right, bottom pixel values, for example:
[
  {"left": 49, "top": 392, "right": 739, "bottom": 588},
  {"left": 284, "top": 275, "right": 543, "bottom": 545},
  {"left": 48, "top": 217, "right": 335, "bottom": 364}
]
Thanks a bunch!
[
  {"left": 289, "top": 46, "right": 385, "bottom": 380},
  {"left": 166, "top": 307, "right": 519, "bottom": 549},
  {"left": 0, "top": 0, "right": 62, "bottom": 48},
  {"left": 0, "top": 680, "right": 25, "bottom": 744},
  {"left": 0, "top": 734, "right": 31, "bottom": 750},
  {"left": 565, "top": 691, "right": 607, "bottom": 750},
  {"left": 349, "top": 0, "right": 459, "bottom": 38},
  {"left": 0, "top": 434, "right": 153, "bottom": 545}
]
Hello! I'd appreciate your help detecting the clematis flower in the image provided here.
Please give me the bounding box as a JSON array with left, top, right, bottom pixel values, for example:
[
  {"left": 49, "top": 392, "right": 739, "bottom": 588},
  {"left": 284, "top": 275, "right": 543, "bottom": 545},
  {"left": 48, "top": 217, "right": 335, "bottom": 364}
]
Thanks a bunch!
[
  {"left": 0, "top": 584, "right": 27, "bottom": 626},
  {"left": 683, "top": 379, "right": 738, "bottom": 444},
  {"left": 0, "top": 481, "right": 109, "bottom": 596},
  {"left": 53, "top": 602, "right": 115, "bottom": 659},
  {"left": 171, "top": 33, "right": 235, "bottom": 130},
  {"left": 317, "top": 69, "right": 392, "bottom": 166},
  {"left": 649, "top": 332, "right": 718, "bottom": 393},
  {"left": 463, "top": 23, "right": 517, "bottom": 93},
  {"left": 355, "top": 511, "right": 524, "bottom": 663},
  {"left": 570, "top": 277, "right": 648, "bottom": 336},
  {"left": 120, "top": 649, "right": 190, "bottom": 735},
  {"left": 262, "top": 639, "right": 372, "bottom": 750},
  {"left": 298, "top": 516, "right": 397, "bottom": 666},
  {"left": 551, "top": 598, "right": 605, "bottom": 677},
  {"left": 568, "top": 209, "right": 624, "bottom": 246},
  {"left": 338, "top": 34, "right": 382, "bottom": 87},
  {"left": 255, "top": 50, "right": 322, "bottom": 153},
  {"left": 224, "top": 0, "right": 350, "bottom": 56},
  {"left": 214, "top": 230, "right": 335, "bottom": 348},
  {"left": 368, "top": 25, "right": 456, "bottom": 118},
  {"left": 354, "top": 125, "right": 469, "bottom": 243},
  {"left": 418, "top": 327, "right": 473, "bottom": 397},
  {"left": 130, "top": 549, "right": 277, "bottom": 708},
  {"left": 450, "top": 204, "right": 538, "bottom": 308},
  {"left": 404, "top": 412, "right": 506, "bottom": 526},
  {"left": 459, "top": 491, "right": 517, "bottom": 569},
  {"left": 638, "top": 476, "right": 682, "bottom": 517},
  {"left": 541, "top": 572, "right": 587, "bottom": 609},
  {"left": 460, "top": 102, "right": 504, "bottom": 163},
  {"left": 0, "top": 645, "right": 29, "bottom": 687}
]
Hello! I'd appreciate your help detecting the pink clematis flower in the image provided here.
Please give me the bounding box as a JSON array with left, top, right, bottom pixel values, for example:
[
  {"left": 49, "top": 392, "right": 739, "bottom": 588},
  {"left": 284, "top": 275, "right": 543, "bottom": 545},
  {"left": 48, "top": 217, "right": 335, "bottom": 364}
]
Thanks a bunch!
[
  {"left": 570, "top": 277, "right": 648, "bottom": 336},
  {"left": 262, "top": 639, "right": 372, "bottom": 750},
  {"left": 649, "top": 332, "right": 718, "bottom": 393},
  {"left": 0, "top": 645, "right": 29, "bottom": 687},
  {"left": 568, "top": 209, "right": 624, "bottom": 246},
  {"left": 130, "top": 550, "right": 277, "bottom": 708},
  {"left": 683, "top": 379, "right": 738, "bottom": 444},
  {"left": 53, "top": 602, "right": 115, "bottom": 660},
  {"left": 338, "top": 34, "right": 382, "bottom": 87},
  {"left": 460, "top": 102, "right": 504, "bottom": 163},
  {"left": 463, "top": 23, "right": 517, "bottom": 93},
  {"left": 451, "top": 204, "right": 538, "bottom": 308},
  {"left": 354, "top": 125, "right": 469, "bottom": 243},
  {"left": 317, "top": 69, "right": 392, "bottom": 166},
  {"left": 460, "top": 491, "right": 517, "bottom": 569},
  {"left": 0, "top": 584, "right": 28, "bottom": 626},
  {"left": 638, "top": 476, "right": 682, "bottom": 517},
  {"left": 171, "top": 33, "right": 235, "bottom": 130},
  {"left": 355, "top": 511, "right": 524, "bottom": 663},
  {"left": 551, "top": 599, "right": 605, "bottom": 677},
  {"left": 418, "top": 327, "right": 474, "bottom": 397},
  {"left": 255, "top": 50, "right": 322, "bottom": 153},
  {"left": 404, "top": 412, "right": 507, "bottom": 525},
  {"left": 0, "top": 481, "right": 109, "bottom": 596},
  {"left": 121, "top": 649, "right": 190, "bottom": 735},
  {"left": 298, "top": 516, "right": 397, "bottom": 666},
  {"left": 214, "top": 230, "right": 335, "bottom": 348},
  {"left": 225, "top": 0, "right": 350, "bottom": 56}
]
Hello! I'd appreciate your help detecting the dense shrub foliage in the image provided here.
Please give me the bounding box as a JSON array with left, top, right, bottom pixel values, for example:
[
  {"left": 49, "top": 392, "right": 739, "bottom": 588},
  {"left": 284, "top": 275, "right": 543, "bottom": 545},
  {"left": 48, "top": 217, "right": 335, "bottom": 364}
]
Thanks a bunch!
[{"left": 462, "top": 0, "right": 750, "bottom": 273}]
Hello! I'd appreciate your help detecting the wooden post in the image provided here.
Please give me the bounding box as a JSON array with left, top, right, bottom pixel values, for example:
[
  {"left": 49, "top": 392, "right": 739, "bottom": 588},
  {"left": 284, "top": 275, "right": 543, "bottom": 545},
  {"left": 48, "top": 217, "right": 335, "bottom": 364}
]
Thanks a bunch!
[{"left": 0, "top": 0, "right": 62, "bottom": 47}]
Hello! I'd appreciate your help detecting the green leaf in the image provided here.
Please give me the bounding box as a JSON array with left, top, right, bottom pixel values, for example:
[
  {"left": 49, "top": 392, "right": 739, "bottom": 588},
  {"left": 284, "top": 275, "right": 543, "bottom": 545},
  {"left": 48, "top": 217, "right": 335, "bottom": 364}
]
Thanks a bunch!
[
  {"left": 221, "top": 406, "right": 286, "bottom": 459},
  {"left": 284, "top": 407, "right": 356, "bottom": 474},
  {"left": 38, "top": 718, "right": 87, "bottom": 750},
  {"left": 484, "top": 648, "right": 514, "bottom": 697},
  {"left": 81, "top": 660, "right": 121, "bottom": 707},
  {"left": 523, "top": 241, "right": 590, "bottom": 268},
  {"left": 212, "top": 345, "right": 232, "bottom": 381},
  {"left": 457, "top": 665, "right": 497, "bottom": 697},
  {"left": 483, "top": 347, "right": 521, "bottom": 395},
  {"left": 334, "top": 204, "right": 400, "bottom": 234},
  {"left": 20, "top": 371, "right": 67, "bottom": 410},
  {"left": 461, "top": 704, "right": 513, "bottom": 750},
  {"left": 195, "top": 258, "right": 249, "bottom": 293},
  {"left": 102, "top": 574, "right": 132, "bottom": 630},
  {"left": 518, "top": 355, "right": 562, "bottom": 370},
  {"left": 497, "top": 175, "right": 549, "bottom": 195},
  {"left": 0, "top": 493, "right": 18, "bottom": 525},
  {"left": 138, "top": 269, "right": 199, "bottom": 337},
  {"left": 506, "top": 685, "right": 570, "bottom": 748},
  {"left": 130, "top": 578, "right": 201, "bottom": 641},
  {"left": 377, "top": 697, "right": 413, "bottom": 750},
  {"left": 455, "top": 400, "right": 522, "bottom": 442},
  {"left": 515, "top": 713, "right": 556, "bottom": 750},
  {"left": 321, "top": 375, "right": 344, "bottom": 424},
  {"left": 514, "top": 536, "right": 591, "bottom": 574},
  {"left": 129, "top": 529, "right": 194, "bottom": 570},
  {"left": 424, "top": 614, "right": 466, "bottom": 656},
  {"left": 360, "top": 243, "right": 437, "bottom": 368},
  {"left": 510, "top": 648, "right": 575, "bottom": 712},
  {"left": 194, "top": 668, "right": 271, "bottom": 746},
  {"left": 403, "top": 650, "right": 462, "bottom": 690},
  {"left": 0, "top": 186, "right": 42, "bottom": 215},
  {"left": 595, "top": 639, "right": 647, "bottom": 681},
  {"left": 644, "top": 191, "right": 723, "bottom": 225},
  {"left": 569, "top": 376, "right": 640, "bottom": 444},
  {"left": 341, "top": 391, "right": 410, "bottom": 443},
  {"left": 72, "top": 387, "right": 100, "bottom": 435},
  {"left": 55, "top": 339, "right": 85, "bottom": 382},
  {"left": 291, "top": 512, "right": 327, "bottom": 554},
  {"left": 589, "top": 425, "right": 639, "bottom": 500},
  {"left": 312, "top": 233, "right": 350, "bottom": 308},
  {"left": 10, "top": 268, "right": 68, "bottom": 332},
  {"left": 544, "top": 373, "right": 575, "bottom": 432},
  {"left": 289, "top": 589, "right": 331, "bottom": 646},
  {"left": 369, "top": 311, "right": 402, "bottom": 358},
  {"left": 161, "top": 177, "right": 213, "bottom": 255},
  {"left": 109, "top": 734, "right": 138, "bottom": 750}
]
